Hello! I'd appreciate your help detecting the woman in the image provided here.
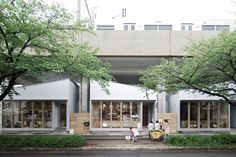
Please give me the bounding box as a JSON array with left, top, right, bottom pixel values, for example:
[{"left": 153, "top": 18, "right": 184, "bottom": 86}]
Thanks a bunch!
[
  {"left": 154, "top": 120, "right": 161, "bottom": 130},
  {"left": 163, "top": 119, "right": 170, "bottom": 141}
]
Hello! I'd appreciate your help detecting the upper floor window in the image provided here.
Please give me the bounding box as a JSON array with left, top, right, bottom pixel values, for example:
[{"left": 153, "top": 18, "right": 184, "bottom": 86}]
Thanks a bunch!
[
  {"left": 124, "top": 23, "right": 136, "bottom": 30},
  {"left": 96, "top": 25, "right": 115, "bottom": 30},
  {"left": 216, "top": 25, "right": 230, "bottom": 31},
  {"left": 144, "top": 25, "right": 172, "bottom": 31},
  {"left": 181, "top": 23, "right": 193, "bottom": 31},
  {"left": 202, "top": 25, "right": 229, "bottom": 31}
]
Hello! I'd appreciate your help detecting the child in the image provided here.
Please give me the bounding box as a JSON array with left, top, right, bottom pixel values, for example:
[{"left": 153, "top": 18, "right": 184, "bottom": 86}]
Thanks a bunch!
[{"left": 129, "top": 127, "right": 139, "bottom": 142}]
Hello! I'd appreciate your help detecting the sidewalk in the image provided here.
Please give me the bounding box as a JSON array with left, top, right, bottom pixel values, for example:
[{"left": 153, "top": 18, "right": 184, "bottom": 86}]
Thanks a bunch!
[
  {"left": 82, "top": 139, "right": 236, "bottom": 151},
  {"left": 0, "top": 139, "right": 235, "bottom": 153},
  {"left": 83, "top": 139, "right": 178, "bottom": 150}
]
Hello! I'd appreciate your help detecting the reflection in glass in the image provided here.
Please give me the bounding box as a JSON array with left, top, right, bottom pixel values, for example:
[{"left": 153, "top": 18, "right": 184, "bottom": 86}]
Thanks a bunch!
[
  {"left": 59, "top": 104, "right": 66, "bottom": 128},
  {"left": 111, "top": 102, "right": 121, "bottom": 128},
  {"left": 91, "top": 101, "right": 142, "bottom": 129},
  {"left": 13, "top": 102, "right": 22, "bottom": 128},
  {"left": 2, "top": 101, "right": 53, "bottom": 128},
  {"left": 43, "top": 102, "right": 52, "bottom": 128},
  {"left": 180, "top": 101, "right": 229, "bottom": 129},
  {"left": 131, "top": 102, "right": 139, "bottom": 121},
  {"left": 102, "top": 102, "right": 110, "bottom": 121},
  {"left": 2, "top": 101, "right": 12, "bottom": 128},
  {"left": 220, "top": 102, "right": 228, "bottom": 128},
  {"left": 122, "top": 102, "right": 130, "bottom": 121},
  {"left": 22, "top": 102, "right": 32, "bottom": 128},
  {"left": 200, "top": 102, "right": 208, "bottom": 128},
  {"left": 33, "top": 102, "right": 42, "bottom": 128},
  {"left": 112, "top": 102, "right": 120, "bottom": 121},
  {"left": 180, "top": 101, "right": 188, "bottom": 128},
  {"left": 190, "top": 102, "right": 198, "bottom": 128},
  {"left": 210, "top": 102, "right": 219, "bottom": 128},
  {"left": 92, "top": 102, "right": 101, "bottom": 128}
]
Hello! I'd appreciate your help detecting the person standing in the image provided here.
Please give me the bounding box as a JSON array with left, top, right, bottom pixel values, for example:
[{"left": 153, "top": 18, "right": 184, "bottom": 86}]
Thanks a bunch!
[
  {"left": 154, "top": 120, "right": 161, "bottom": 131},
  {"left": 147, "top": 121, "right": 154, "bottom": 139},
  {"left": 163, "top": 119, "right": 170, "bottom": 141}
]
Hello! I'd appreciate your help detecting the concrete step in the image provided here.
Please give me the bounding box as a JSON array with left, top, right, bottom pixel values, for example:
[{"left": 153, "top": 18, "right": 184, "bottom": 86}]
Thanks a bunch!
[
  {"left": 0, "top": 129, "right": 69, "bottom": 135},
  {"left": 81, "top": 134, "right": 149, "bottom": 140}
]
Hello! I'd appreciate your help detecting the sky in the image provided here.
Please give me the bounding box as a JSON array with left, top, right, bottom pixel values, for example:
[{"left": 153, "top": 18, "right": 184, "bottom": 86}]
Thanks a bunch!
[{"left": 47, "top": 0, "right": 236, "bottom": 22}]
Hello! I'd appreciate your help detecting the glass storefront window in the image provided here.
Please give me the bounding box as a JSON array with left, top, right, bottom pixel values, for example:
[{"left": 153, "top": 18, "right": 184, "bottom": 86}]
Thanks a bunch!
[
  {"left": 122, "top": 102, "right": 130, "bottom": 121},
  {"left": 131, "top": 102, "right": 139, "bottom": 121},
  {"left": 2, "top": 101, "right": 12, "bottom": 128},
  {"left": 102, "top": 102, "right": 110, "bottom": 128},
  {"left": 43, "top": 102, "right": 52, "bottom": 128},
  {"left": 13, "top": 102, "right": 22, "bottom": 128},
  {"left": 180, "top": 101, "right": 229, "bottom": 129},
  {"left": 91, "top": 101, "right": 142, "bottom": 129},
  {"left": 131, "top": 102, "right": 140, "bottom": 128},
  {"left": 180, "top": 101, "right": 188, "bottom": 128},
  {"left": 92, "top": 102, "right": 100, "bottom": 128},
  {"left": 210, "top": 102, "right": 219, "bottom": 128},
  {"left": 220, "top": 102, "right": 228, "bottom": 128},
  {"left": 111, "top": 102, "right": 121, "bottom": 128},
  {"left": 122, "top": 102, "right": 131, "bottom": 128},
  {"left": 22, "top": 101, "right": 33, "bottom": 128},
  {"left": 112, "top": 102, "right": 120, "bottom": 121},
  {"left": 200, "top": 102, "right": 208, "bottom": 128},
  {"left": 59, "top": 104, "right": 66, "bottom": 128},
  {"left": 190, "top": 102, "right": 198, "bottom": 128},
  {"left": 2, "top": 101, "right": 52, "bottom": 128},
  {"left": 33, "top": 102, "right": 42, "bottom": 128}
]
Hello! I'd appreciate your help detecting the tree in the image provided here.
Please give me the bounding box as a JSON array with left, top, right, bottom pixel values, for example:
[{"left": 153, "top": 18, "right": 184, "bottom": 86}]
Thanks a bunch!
[
  {"left": 0, "top": 0, "right": 112, "bottom": 101},
  {"left": 140, "top": 31, "right": 236, "bottom": 106}
]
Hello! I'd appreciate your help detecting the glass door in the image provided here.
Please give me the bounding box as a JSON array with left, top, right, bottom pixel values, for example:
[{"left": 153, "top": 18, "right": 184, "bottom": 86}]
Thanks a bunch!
[{"left": 59, "top": 103, "right": 66, "bottom": 128}]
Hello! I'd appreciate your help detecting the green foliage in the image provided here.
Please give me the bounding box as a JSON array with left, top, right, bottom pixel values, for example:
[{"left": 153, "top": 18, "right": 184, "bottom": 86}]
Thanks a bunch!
[
  {"left": 0, "top": 0, "right": 111, "bottom": 101},
  {"left": 140, "top": 31, "right": 236, "bottom": 105},
  {"left": 166, "top": 134, "right": 236, "bottom": 147},
  {"left": 0, "top": 135, "right": 86, "bottom": 150}
]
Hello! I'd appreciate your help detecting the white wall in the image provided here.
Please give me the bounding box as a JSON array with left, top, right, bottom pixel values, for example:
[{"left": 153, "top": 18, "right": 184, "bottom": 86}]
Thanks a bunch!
[
  {"left": 168, "top": 93, "right": 179, "bottom": 113},
  {"left": 67, "top": 80, "right": 80, "bottom": 130},
  {"left": 4, "top": 79, "right": 71, "bottom": 100},
  {"left": 178, "top": 90, "right": 222, "bottom": 101},
  {"left": 157, "top": 92, "right": 166, "bottom": 112},
  {"left": 90, "top": 81, "right": 156, "bottom": 101}
]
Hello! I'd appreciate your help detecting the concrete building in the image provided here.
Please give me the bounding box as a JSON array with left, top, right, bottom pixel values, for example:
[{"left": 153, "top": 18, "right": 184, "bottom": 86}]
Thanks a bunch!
[
  {"left": 80, "top": 29, "right": 236, "bottom": 133},
  {"left": 1, "top": 24, "right": 235, "bottom": 134}
]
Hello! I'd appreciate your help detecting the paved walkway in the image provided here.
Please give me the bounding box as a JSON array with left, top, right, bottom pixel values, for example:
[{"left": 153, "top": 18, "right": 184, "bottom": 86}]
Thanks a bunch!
[{"left": 83, "top": 139, "right": 177, "bottom": 150}]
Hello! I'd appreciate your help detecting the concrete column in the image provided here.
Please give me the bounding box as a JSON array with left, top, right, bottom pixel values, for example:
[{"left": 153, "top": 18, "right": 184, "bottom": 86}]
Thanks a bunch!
[
  {"left": 52, "top": 102, "right": 57, "bottom": 129},
  {"left": 140, "top": 101, "right": 143, "bottom": 130},
  {"left": 154, "top": 100, "right": 158, "bottom": 123},
  {"left": 77, "top": 0, "right": 81, "bottom": 20}
]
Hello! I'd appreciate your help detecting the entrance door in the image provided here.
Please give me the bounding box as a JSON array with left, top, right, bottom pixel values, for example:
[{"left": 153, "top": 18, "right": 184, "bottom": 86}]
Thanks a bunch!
[
  {"left": 59, "top": 103, "right": 66, "bottom": 128},
  {"left": 142, "top": 104, "right": 148, "bottom": 126},
  {"left": 231, "top": 105, "right": 236, "bottom": 128}
]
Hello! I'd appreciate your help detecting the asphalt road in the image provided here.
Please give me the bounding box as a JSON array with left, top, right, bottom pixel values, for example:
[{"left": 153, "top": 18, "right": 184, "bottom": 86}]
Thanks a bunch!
[{"left": 1, "top": 150, "right": 236, "bottom": 157}]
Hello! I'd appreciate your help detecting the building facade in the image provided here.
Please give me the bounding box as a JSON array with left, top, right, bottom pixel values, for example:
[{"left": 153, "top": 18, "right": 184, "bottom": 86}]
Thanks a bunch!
[
  {"left": 0, "top": 79, "right": 79, "bottom": 133},
  {"left": 1, "top": 21, "right": 236, "bottom": 134},
  {"left": 90, "top": 81, "right": 156, "bottom": 132}
]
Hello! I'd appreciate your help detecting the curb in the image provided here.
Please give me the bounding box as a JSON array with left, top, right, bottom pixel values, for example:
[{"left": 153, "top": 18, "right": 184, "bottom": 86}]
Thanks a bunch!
[{"left": 0, "top": 146, "right": 236, "bottom": 153}]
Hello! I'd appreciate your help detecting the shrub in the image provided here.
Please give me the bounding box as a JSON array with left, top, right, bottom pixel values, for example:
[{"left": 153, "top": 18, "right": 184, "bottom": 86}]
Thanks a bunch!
[
  {"left": 165, "top": 134, "right": 236, "bottom": 147},
  {"left": 0, "top": 135, "right": 86, "bottom": 150}
]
